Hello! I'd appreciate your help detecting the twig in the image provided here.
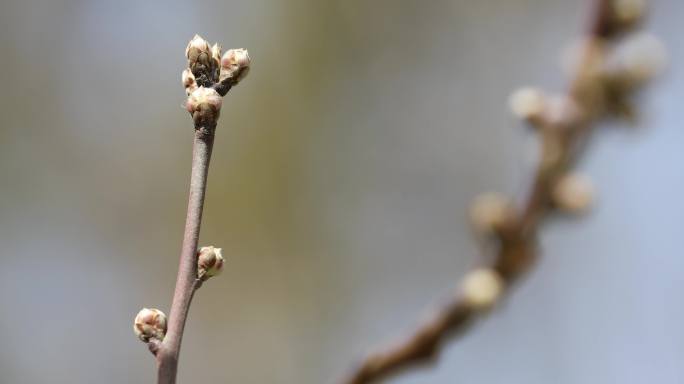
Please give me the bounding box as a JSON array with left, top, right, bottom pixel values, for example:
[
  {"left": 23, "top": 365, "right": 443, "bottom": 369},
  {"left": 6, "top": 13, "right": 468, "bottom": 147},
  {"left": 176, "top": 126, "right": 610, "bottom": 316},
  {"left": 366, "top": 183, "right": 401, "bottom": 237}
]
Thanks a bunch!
[
  {"left": 340, "top": 1, "right": 665, "bottom": 383},
  {"left": 134, "top": 35, "right": 250, "bottom": 384},
  {"left": 156, "top": 126, "right": 214, "bottom": 384}
]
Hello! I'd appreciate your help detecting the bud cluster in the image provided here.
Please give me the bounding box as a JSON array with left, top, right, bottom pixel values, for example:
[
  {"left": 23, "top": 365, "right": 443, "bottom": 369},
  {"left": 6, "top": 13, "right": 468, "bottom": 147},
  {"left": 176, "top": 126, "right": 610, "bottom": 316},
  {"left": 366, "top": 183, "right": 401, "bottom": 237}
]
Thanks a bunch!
[
  {"left": 500, "top": 1, "right": 665, "bottom": 221},
  {"left": 182, "top": 34, "right": 251, "bottom": 126},
  {"left": 511, "top": 2, "right": 664, "bottom": 128}
]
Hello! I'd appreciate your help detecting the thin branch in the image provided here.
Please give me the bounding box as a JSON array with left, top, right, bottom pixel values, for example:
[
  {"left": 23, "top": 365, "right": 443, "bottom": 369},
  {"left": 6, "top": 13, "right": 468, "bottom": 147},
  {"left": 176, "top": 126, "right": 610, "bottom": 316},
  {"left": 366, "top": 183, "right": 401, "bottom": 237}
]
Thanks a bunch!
[
  {"left": 339, "top": 1, "right": 662, "bottom": 383},
  {"left": 134, "top": 35, "right": 250, "bottom": 384},
  {"left": 156, "top": 126, "right": 215, "bottom": 384}
]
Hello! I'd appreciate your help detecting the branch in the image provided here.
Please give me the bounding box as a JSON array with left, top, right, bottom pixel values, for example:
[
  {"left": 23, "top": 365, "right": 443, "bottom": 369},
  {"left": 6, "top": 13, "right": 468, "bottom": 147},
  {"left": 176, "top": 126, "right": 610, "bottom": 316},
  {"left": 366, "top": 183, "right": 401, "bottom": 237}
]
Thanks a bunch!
[
  {"left": 133, "top": 35, "right": 251, "bottom": 384},
  {"left": 156, "top": 126, "right": 214, "bottom": 384},
  {"left": 340, "top": 1, "right": 666, "bottom": 383}
]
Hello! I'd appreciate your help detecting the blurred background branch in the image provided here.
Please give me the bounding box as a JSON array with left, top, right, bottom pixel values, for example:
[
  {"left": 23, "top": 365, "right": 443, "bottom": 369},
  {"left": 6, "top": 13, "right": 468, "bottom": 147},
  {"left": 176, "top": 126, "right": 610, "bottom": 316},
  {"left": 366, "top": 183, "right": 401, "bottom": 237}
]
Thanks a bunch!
[{"left": 340, "top": 0, "right": 666, "bottom": 382}]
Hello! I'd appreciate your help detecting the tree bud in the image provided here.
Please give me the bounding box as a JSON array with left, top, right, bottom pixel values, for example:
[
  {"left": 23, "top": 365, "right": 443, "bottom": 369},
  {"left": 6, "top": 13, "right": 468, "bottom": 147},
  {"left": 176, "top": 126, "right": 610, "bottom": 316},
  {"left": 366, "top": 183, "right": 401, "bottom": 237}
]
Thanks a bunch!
[
  {"left": 186, "top": 34, "right": 218, "bottom": 85},
  {"left": 220, "top": 48, "right": 251, "bottom": 85},
  {"left": 198, "top": 246, "right": 225, "bottom": 279},
  {"left": 182, "top": 69, "right": 197, "bottom": 95},
  {"left": 552, "top": 173, "right": 594, "bottom": 214},
  {"left": 461, "top": 268, "right": 504, "bottom": 309},
  {"left": 133, "top": 308, "right": 167, "bottom": 342},
  {"left": 469, "top": 193, "right": 516, "bottom": 235},
  {"left": 186, "top": 86, "right": 222, "bottom": 118},
  {"left": 186, "top": 34, "right": 211, "bottom": 63},
  {"left": 605, "top": 33, "right": 667, "bottom": 87},
  {"left": 509, "top": 87, "right": 546, "bottom": 123}
]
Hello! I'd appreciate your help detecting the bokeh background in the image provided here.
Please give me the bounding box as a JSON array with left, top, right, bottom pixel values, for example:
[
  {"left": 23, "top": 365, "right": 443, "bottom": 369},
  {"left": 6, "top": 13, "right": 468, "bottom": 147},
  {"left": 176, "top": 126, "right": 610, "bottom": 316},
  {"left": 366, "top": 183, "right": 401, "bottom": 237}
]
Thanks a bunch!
[{"left": 0, "top": 0, "right": 682, "bottom": 383}]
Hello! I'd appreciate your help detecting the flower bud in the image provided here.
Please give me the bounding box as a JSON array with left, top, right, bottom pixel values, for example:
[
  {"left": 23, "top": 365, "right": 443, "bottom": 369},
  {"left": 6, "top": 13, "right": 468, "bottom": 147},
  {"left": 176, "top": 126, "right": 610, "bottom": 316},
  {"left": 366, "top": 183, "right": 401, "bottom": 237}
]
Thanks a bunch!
[
  {"left": 509, "top": 87, "right": 546, "bottom": 123},
  {"left": 469, "top": 193, "right": 515, "bottom": 235},
  {"left": 552, "top": 173, "right": 594, "bottom": 214},
  {"left": 186, "top": 34, "right": 211, "bottom": 63},
  {"left": 182, "top": 69, "right": 197, "bottom": 95},
  {"left": 220, "top": 48, "right": 251, "bottom": 85},
  {"left": 198, "top": 246, "right": 224, "bottom": 279},
  {"left": 186, "top": 86, "right": 222, "bottom": 115},
  {"left": 461, "top": 268, "right": 503, "bottom": 309},
  {"left": 605, "top": 33, "right": 667, "bottom": 87},
  {"left": 186, "top": 34, "right": 219, "bottom": 85},
  {"left": 133, "top": 308, "right": 167, "bottom": 342}
]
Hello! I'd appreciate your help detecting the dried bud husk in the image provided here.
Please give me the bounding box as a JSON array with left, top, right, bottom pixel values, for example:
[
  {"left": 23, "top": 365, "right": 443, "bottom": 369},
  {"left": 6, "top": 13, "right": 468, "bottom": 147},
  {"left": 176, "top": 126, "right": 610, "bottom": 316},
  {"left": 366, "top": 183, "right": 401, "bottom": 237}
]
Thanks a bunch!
[
  {"left": 198, "top": 246, "right": 225, "bottom": 279},
  {"left": 134, "top": 308, "right": 167, "bottom": 342}
]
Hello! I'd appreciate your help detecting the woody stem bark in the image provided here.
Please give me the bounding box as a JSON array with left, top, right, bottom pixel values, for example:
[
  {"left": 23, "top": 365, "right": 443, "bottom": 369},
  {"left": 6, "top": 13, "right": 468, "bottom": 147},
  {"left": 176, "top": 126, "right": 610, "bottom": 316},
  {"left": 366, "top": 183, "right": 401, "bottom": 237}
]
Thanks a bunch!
[{"left": 156, "top": 125, "right": 216, "bottom": 384}]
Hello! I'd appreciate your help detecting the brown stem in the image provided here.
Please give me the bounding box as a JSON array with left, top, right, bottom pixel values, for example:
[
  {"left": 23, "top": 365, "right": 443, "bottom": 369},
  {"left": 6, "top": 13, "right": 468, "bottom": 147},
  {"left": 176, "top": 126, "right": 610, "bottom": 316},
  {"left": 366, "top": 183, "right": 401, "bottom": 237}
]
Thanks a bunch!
[
  {"left": 156, "top": 125, "right": 216, "bottom": 384},
  {"left": 340, "top": 1, "right": 617, "bottom": 383}
]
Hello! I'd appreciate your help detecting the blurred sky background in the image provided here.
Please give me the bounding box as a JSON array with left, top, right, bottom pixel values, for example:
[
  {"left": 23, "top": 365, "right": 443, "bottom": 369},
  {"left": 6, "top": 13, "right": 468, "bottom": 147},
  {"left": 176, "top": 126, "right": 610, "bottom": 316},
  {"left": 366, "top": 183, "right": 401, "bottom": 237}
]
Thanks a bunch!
[{"left": 0, "top": 0, "right": 683, "bottom": 383}]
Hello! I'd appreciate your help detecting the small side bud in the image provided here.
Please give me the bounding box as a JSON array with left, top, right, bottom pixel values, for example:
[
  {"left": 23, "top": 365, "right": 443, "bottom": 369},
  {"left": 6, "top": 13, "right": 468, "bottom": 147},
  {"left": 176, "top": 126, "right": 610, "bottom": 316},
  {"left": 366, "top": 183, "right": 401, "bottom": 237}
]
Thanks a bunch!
[
  {"left": 552, "top": 173, "right": 594, "bottom": 214},
  {"left": 460, "top": 268, "right": 504, "bottom": 309},
  {"left": 611, "top": 0, "right": 646, "bottom": 29},
  {"left": 605, "top": 33, "right": 667, "bottom": 88},
  {"left": 198, "top": 246, "right": 225, "bottom": 279},
  {"left": 182, "top": 69, "right": 197, "bottom": 95},
  {"left": 469, "top": 193, "right": 516, "bottom": 236},
  {"left": 220, "top": 48, "right": 251, "bottom": 85},
  {"left": 509, "top": 87, "right": 546, "bottom": 124},
  {"left": 134, "top": 308, "right": 167, "bottom": 342}
]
